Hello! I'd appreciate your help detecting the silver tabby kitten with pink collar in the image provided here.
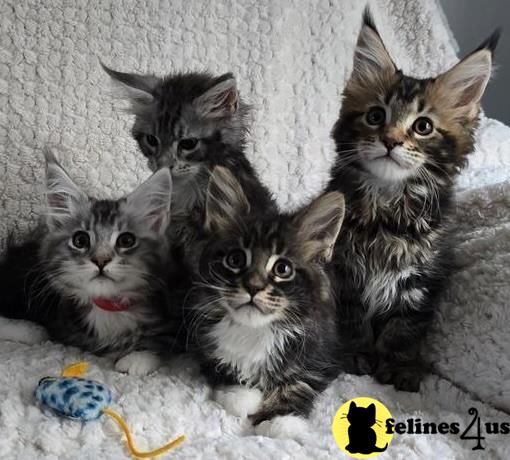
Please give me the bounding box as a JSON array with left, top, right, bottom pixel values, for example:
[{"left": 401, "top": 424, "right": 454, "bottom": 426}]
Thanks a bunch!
[{"left": 0, "top": 151, "right": 177, "bottom": 361}]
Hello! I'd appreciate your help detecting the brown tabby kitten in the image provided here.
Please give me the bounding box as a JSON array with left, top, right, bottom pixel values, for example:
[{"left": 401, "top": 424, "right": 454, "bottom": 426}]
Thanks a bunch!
[
  {"left": 327, "top": 9, "right": 498, "bottom": 391},
  {"left": 188, "top": 167, "right": 345, "bottom": 437}
]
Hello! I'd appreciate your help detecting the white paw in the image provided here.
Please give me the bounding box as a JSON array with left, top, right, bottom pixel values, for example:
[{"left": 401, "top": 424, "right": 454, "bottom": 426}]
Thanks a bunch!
[
  {"left": 213, "top": 385, "right": 263, "bottom": 418},
  {"left": 115, "top": 351, "right": 162, "bottom": 376},
  {"left": 255, "top": 415, "right": 309, "bottom": 440},
  {"left": 0, "top": 318, "right": 48, "bottom": 344}
]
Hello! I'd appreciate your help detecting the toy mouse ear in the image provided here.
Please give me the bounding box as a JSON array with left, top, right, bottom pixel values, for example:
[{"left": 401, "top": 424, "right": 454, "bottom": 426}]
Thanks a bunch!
[{"left": 61, "top": 362, "right": 90, "bottom": 378}]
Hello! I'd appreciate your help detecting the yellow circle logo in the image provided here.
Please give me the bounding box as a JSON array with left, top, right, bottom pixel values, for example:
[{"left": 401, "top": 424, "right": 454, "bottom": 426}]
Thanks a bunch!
[{"left": 332, "top": 397, "right": 394, "bottom": 458}]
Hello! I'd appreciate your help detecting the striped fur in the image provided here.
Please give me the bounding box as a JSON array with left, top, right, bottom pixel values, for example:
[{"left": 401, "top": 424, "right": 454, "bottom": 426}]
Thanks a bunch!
[
  {"left": 0, "top": 156, "right": 179, "bottom": 356},
  {"left": 102, "top": 67, "right": 276, "bottom": 256},
  {"left": 188, "top": 168, "right": 344, "bottom": 424},
  {"left": 328, "top": 9, "right": 498, "bottom": 391}
]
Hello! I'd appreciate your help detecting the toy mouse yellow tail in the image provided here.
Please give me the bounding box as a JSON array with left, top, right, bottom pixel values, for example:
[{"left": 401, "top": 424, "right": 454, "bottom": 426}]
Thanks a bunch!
[{"left": 102, "top": 408, "right": 186, "bottom": 458}]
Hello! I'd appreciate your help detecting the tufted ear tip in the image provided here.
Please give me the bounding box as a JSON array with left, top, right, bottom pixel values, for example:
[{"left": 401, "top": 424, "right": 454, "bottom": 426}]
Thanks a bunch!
[
  {"left": 294, "top": 191, "right": 345, "bottom": 263},
  {"left": 194, "top": 76, "right": 239, "bottom": 118},
  {"left": 126, "top": 168, "right": 173, "bottom": 234},
  {"left": 205, "top": 166, "right": 250, "bottom": 232}
]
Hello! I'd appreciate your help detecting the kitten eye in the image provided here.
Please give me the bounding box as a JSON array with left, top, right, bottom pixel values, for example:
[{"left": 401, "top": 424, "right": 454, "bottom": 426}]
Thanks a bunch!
[
  {"left": 141, "top": 134, "right": 160, "bottom": 154},
  {"left": 224, "top": 249, "right": 247, "bottom": 271},
  {"left": 116, "top": 232, "right": 137, "bottom": 249},
  {"left": 272, "top": 258, "right": 294, "bottom": 280},
  {"left": 71, "top": 231, "right": 90, "bottom": 249},
  {"left": 366, "top": 107, "right": 386, "bottom": 126},
  {"left": 412, "top": 117, "right": 434, "bottom": 136},
  {"left": 179, "top": 138, "right": 199, "bottom": 151}
]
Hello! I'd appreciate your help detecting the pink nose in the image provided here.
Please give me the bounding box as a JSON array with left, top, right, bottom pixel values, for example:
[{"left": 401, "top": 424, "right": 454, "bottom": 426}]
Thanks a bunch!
[
  {"left": 382, "top": 137, "right": 402, "bottom": 152},
  {"left": 91, "top": 255, "right": 112, "bottom": 270}
]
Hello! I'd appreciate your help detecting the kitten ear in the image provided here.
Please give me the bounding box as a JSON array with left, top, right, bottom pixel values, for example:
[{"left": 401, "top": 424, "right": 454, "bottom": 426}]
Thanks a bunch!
[
  {"left": 350, "top": 401, "right": 357, "bottom": 410},
  {"left": 350, "top": 8, "right": 396, "bottom": 85},
  {"left": 101, "top": 63, "right": 159, "bottom": 107},
  {"left": 193, "top": 73, "right": 238, "bottom": 118},
  {"left": 293, "top": 192, "right": 345, "bottom": 263},
  {"left": 368, "top": 403, "right": 376, "bottom": 415},
  {"left": 126, "top": 168, "right": 172, "bottom": 234},
  {"left": 205, "top": 166, "right": 250, "bottom": 232},
  {"left": 432, "top": 30, "right": 499, "bottom": 115},
  {"left": 44, "top": 148, "right": 88, "bottom": 228}
]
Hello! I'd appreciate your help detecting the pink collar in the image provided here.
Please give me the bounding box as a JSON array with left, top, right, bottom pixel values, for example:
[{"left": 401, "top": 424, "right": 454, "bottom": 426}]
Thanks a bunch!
[{"left": 92, "top": 298, "right": 132, "bottom": 312}]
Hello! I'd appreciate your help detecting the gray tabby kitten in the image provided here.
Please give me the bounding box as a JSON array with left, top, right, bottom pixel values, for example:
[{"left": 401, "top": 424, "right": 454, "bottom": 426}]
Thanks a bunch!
[
  {"left": 102, "top": 65, "right": 275, "bottom": 254},
  {"left": 188, "top": 167, "right": 345, "bottom": 439},
  {"left": 327, "top": 9, "right": 498, "bottom": 391},
  {"left": 0, "top": 151, "right": 175, "bottom": 364}
]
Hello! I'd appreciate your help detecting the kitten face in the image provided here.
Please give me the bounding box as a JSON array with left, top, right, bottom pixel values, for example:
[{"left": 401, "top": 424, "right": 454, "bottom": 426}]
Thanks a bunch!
[
  {"left": 41, "top": 152, "right": 172, "bottom": 305},
  {"left": 199, "top": 224, "right": 315, "bottom": 328},
  {"left": 103, "top": 67, "right": 248, "bottom": 183},
  {"left": 335, "top": 11, "right": 497, "bottom": 184},
  {"left": 196, "top": 167, "right": 345, "bottom": 329}
]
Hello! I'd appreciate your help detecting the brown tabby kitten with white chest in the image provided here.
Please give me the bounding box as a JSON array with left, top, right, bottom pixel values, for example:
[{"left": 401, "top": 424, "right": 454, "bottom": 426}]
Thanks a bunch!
[
  {"left": 328, "top": 10, "right": 499, "bottom": 391},
  {"left": 188, "top": 167, "right": 345, "bottom": 437}
]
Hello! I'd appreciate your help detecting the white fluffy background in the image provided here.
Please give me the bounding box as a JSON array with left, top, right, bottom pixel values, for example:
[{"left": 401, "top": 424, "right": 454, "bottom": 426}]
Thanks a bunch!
[{"left": 0, "top": 0, "right": 509, "bottom": 458}]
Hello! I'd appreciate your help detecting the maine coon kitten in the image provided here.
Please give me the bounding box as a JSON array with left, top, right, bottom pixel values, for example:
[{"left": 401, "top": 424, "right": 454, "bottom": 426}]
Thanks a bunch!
[
  {"left": 0, "top": 151, "right": 176, "bottom": 366},
  {"left": 327, "top": 10, "right": 498, "bottom": 391},
  {"left": 188, "top": 166, "right": 345, "bottom": 438},
  {"left": 102, "top": 65, "right": 275, "bottom": 253}
]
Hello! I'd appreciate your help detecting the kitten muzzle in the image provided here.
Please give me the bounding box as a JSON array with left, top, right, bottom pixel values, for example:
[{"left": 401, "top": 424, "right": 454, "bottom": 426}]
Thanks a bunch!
[{"left": 235, "top": 300, "right": 266, "bottom": 314}]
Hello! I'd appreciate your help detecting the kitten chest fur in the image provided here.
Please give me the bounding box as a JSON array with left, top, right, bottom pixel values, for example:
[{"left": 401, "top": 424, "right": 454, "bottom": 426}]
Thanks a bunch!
[
  {"left": 206, "top": 318, "right": 290, "bottom": 387},
  {"left": 338, "top": 180, "right": 447, "bottom": 319},
  {"left": 85, "top": 307, "right": 141, "bottom": 347}
]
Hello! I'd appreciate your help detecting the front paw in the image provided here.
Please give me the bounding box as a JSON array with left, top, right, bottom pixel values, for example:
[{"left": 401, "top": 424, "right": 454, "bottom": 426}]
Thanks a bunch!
[
  {"left": 254, "top": 415, "right": 308, "bottom": 440},
  {"left": 375, "top": 361, "right": 421, "bottom": 392},
  {"left": 0, "top": 318, "right": 49, "bottom": 345},
  {"left": 342, "top": 352, "right": 377, "bottom": 375},
  {"left": 213, "top": 385, "right": 263, "bottom": 418},
  {"left": 115, "top": 351, "right": 162, "bottom": 376}
]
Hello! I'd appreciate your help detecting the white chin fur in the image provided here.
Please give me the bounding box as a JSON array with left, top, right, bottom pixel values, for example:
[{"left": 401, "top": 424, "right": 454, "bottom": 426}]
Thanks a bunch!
[
  {"left": 229, "top": 305, "right": 275, "bottom": 328},
  {"left": 213, "top": 385, "right": 263, "bottom": 417},
  {"left": 361, "top": 144, "right": 420, "bottom": 182},
  {"left": 363, "top": 157, "right": 414, "bottom": 182},
  {"left": 255, "top": 415, "right": 309, "bottom": 440}
]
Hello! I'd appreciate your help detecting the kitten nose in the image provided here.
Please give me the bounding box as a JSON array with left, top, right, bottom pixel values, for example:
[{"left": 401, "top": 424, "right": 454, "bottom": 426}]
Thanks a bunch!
[
  {"left": 245, "top": 277, "right": 265, "bottom": 297},
  {"left": 246, "top": 285, "right": 263, "bottom": 297},
  {"left": 382, "top": 137, "right": 402, "bottom": 152},
  {"left": 91, "top": 255, "right": 112, "bottom": 270}
]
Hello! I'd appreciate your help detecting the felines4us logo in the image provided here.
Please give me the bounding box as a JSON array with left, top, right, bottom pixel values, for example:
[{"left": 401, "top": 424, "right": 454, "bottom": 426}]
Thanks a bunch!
[{"left": 332, "top": 397, "right": 510, "bottom": 458}]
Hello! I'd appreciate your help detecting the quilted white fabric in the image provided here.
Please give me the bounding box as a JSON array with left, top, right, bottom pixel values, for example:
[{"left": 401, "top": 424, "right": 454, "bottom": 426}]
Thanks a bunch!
[{"left": 1, "top": 0, "right": 509, "bottom": 458}]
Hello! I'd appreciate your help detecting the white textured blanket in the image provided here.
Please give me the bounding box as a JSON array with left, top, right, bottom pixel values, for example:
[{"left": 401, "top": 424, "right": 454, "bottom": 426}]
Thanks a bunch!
[{"left": 1, "top": 0, "right": 509, "bottom": 458}]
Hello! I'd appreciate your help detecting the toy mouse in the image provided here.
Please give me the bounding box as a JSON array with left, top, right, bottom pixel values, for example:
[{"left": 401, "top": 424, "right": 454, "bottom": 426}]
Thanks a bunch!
[{"left": 35, "top": 362, "right": 185, "bottom": 458}]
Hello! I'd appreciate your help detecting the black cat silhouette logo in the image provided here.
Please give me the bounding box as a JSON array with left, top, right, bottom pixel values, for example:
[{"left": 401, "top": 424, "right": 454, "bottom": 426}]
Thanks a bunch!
[{"left": 332, "top": 397, "right": 393, "bottom": 458}]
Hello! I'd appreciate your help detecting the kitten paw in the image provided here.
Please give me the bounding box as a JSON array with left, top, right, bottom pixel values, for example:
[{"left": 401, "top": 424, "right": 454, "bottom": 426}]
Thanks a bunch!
[
  {"left": 0, "top": 319, "right": 48, "bottom": 344},
  {"left": 254, "top": 415, "right": 308, "bottom": 440},
  {"left": 375, "top": 364, "right": 421, "bottom": 392},
  {"left": 343, "top": 353, "right": 376, "bottom": 375},
  {"left": 392, "top": 371, "right": 421, "bottom": 392},
  {"left": 115, "top": 351, "right": 162, "bottom": 376},
  {"left": 213, "top": 385, "right": 263, "bottom": 418}
]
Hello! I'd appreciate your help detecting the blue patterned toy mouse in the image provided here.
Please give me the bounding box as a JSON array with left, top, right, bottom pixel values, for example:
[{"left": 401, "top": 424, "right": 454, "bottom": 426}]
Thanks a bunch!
[{"left": 34, "top": 362, "right": 185, "bottom": 458}]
